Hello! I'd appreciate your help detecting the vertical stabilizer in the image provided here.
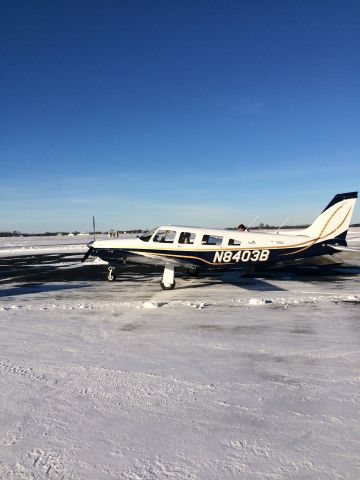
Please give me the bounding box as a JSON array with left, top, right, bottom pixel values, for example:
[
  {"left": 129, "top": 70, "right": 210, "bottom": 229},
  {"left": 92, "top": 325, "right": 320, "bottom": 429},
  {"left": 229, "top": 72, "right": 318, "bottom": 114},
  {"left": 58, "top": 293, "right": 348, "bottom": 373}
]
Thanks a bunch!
[{"left": 301, "top": 192, "right": 357, "bottom": 244}]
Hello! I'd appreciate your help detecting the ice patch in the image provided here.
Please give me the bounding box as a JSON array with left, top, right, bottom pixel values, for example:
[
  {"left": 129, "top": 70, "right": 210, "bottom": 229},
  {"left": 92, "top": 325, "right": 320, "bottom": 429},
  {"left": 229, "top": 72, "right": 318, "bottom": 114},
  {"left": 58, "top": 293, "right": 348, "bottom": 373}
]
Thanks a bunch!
[
  {"left": 344, "top": 295, "right": 360, "bottom": 302},
  {"left": 197, "top": 302, "right": 207, "bottom": 310},
  {"left": 331, "top": 294, "right": 360, "bottom": 304}
]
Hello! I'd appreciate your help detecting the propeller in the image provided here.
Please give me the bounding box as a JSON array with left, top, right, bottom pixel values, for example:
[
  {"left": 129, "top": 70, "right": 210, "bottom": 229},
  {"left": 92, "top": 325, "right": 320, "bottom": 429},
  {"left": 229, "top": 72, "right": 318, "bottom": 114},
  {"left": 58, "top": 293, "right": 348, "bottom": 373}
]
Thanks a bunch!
[
  {"left": 82, "top": 216, "right": 96, "bottom": 263},
  {"left": 81, "top": 245, "right": 94, "bottom": 263}
]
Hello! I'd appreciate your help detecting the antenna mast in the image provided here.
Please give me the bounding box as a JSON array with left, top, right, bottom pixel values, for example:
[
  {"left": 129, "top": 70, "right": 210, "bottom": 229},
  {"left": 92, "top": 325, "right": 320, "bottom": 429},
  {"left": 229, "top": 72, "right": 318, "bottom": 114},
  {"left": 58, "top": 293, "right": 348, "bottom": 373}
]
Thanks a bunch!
[
  {"left": 276, "top": 217, "right": 288, "bottom": 234},
  {"left": 93, "top": 216, "right": 96, "bottom": 241}
]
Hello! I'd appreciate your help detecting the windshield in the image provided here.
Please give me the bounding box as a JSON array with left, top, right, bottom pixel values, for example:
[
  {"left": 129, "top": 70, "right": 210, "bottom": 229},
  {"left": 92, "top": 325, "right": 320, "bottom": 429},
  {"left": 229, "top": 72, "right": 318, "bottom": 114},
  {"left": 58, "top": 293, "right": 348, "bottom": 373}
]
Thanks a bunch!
[{"left": 138, "top": 228, "right": 158, "bottom": 242}]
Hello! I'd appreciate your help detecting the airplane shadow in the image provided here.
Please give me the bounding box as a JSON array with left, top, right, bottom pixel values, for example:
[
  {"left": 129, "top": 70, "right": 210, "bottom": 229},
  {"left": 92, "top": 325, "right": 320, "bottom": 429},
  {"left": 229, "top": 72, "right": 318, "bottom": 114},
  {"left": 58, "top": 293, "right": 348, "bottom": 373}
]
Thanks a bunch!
[
  {"left": 260, "top": 262, "right": 360, "bottom": 281},
  {"left": 1, "top": 258, "right": 359, "bottom": 295},
  {"left": 176, "top": 279, "right": 286, "bottom": 292},
  {"left": 0, "top": 282, "right": 89, "bottom": 298},
  {"left": 175, "top": 259, "right": 360, "bottom": 291},
  {"left": 176, "top": 273, "right": 286, "bottom": 291},
  {"left": 228, "top": 277, "right": 286, "bottom": 291}
]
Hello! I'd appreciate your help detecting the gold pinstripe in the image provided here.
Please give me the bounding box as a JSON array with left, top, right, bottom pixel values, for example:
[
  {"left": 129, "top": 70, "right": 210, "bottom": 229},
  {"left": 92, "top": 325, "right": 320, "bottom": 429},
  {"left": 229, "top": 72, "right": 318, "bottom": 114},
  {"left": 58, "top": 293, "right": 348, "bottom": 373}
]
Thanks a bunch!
[
  {"left": 129, "top": 250, "right": 225, "bottom": 266},
  {"left": 280, "top": 204, "right": 351, "bottom": 256}
]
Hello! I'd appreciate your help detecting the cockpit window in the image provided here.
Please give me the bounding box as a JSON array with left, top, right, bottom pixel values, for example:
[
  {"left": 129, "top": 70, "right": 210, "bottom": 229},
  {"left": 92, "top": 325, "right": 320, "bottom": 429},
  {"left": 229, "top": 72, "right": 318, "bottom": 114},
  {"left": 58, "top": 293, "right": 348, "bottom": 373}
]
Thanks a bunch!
[
  {"left": 153, "top": 229, "right": 176, "bottom": 243},
  {"left": 138, "top": 228, "right": 157, "bottom": 242}
]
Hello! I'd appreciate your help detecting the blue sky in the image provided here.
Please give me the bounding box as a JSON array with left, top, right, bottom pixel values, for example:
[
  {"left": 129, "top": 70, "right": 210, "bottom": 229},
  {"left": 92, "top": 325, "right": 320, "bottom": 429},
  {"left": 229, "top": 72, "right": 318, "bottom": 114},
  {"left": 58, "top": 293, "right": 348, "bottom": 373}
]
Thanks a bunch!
[{"left": 1, "top": 0, "right": 359, "bottom": 232}]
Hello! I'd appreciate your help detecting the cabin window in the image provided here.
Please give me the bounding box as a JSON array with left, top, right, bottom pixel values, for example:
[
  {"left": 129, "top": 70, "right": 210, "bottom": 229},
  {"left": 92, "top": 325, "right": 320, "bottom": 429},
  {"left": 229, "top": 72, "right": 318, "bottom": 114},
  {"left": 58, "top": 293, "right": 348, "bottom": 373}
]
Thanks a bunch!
[
  {"left": 153, "top": 229, "right": 176, "bottom": 243},
  {"left": 138, "top": 228, "right": 157, "bottom": 242},
  {"left": 228, "top": 238, "right": 241, "bottom": 246},
  {"left": 202, "top": 234, "right": 223, "bottom": 246},
  {"left": 179, "top": 231, "right": 196, "bottom": 244}
]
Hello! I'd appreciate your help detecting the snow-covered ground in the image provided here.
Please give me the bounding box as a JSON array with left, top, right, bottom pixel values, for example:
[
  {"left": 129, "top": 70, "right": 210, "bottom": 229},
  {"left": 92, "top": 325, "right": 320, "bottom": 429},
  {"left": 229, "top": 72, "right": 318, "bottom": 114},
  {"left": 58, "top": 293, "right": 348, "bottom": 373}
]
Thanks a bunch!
[{"left": 0, "top": 229, "right": 359, "bottom": 479}]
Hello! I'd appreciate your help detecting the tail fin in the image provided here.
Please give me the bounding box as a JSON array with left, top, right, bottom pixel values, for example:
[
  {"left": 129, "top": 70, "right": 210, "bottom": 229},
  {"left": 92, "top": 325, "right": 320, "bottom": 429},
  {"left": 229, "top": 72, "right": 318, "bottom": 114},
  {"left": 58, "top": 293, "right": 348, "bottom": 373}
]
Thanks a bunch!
[{"left": 301, "top": 192, "right": 358, "bottom": 245}]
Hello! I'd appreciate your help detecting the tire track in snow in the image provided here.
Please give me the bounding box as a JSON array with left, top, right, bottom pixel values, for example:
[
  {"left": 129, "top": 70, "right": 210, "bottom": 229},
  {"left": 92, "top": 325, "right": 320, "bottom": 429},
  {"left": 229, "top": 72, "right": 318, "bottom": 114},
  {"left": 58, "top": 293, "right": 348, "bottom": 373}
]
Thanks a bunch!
[{"left": 0, "top": 360, "right": 57, "bottom": 386}]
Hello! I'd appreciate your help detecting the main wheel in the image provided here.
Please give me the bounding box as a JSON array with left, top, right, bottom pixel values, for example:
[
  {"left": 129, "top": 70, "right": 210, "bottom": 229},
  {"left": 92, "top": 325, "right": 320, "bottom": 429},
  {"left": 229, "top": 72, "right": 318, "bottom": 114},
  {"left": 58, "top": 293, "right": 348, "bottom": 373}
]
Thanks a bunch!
[{"left": 160, "top": 280, "right": 176, "bottom": 290}]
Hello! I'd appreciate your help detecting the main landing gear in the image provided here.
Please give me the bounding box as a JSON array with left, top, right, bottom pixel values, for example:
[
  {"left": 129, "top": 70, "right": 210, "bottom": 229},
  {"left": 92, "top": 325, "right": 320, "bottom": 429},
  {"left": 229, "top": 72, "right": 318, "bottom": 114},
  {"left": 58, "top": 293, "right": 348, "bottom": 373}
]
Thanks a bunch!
[
  {"left": 187, "top": 266, "right": 199, "bottom": 276},
  {"left": 243, "top": 265, "right": 256, "bottom": 277},
  {"left": 160, "top": 264, "right": 176, "bottom": 290}
]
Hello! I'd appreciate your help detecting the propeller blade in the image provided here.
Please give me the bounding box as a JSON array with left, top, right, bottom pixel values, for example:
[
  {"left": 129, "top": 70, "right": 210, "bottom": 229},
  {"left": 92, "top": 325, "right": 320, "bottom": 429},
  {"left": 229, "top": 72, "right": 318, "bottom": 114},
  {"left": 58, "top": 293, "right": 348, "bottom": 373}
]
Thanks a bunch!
[{"left": 82, "top": 246, "right": 93, "bottom": 263}]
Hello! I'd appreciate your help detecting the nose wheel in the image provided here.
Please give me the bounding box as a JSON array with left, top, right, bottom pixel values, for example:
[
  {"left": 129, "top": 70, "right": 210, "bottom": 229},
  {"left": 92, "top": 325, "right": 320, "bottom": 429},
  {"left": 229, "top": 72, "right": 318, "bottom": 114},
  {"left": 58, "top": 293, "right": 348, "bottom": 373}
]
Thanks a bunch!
[
  {"left": 160, "top": 264, "right": 175, "bottom": 290},
  {"left": 107, "top": 266, "right": 117, "bottom": 282},
  {"left": 160, "top": 281, "right": 176, "bottom": 290}
]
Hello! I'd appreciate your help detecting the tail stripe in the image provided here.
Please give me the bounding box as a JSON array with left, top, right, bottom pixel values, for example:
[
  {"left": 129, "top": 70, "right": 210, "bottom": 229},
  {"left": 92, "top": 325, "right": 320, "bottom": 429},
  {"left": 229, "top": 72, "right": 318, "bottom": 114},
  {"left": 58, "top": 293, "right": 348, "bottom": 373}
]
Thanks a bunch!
[
  {"left": 281, "top": 204, "right": 352, "bottom": 256},
  {"left": 322, "top": 192, "right": 358, "bottom": 213}
]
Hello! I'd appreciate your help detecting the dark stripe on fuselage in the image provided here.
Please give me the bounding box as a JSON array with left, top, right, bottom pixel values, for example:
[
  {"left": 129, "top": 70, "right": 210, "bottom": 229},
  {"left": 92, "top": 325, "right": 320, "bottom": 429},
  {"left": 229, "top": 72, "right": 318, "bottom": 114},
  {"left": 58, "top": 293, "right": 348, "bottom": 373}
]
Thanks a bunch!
[{"left": 90, "top": 243, "right": 337, "bottom": 268}]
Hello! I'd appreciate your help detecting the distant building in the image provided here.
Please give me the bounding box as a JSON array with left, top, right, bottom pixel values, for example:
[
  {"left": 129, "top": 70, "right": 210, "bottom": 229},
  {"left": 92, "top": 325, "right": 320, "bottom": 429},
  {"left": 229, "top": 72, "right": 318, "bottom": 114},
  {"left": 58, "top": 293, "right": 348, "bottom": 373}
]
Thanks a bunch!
[{"left": 108, "top": 229, "right": 119, "bottom": 238}]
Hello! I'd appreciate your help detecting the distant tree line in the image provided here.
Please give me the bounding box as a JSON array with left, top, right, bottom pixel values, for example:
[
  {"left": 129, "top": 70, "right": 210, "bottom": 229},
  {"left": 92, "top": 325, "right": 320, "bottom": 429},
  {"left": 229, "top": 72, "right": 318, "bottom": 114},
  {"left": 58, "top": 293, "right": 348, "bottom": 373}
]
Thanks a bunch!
[
  {"left": 0, "top": 229, "right": 146, "bottom": 237},
  {"left": 1, "top": 225, "right": 359, "bottom": 237},
  {"left": 0, "top": 230, "right": 23, "bottom": 237}
]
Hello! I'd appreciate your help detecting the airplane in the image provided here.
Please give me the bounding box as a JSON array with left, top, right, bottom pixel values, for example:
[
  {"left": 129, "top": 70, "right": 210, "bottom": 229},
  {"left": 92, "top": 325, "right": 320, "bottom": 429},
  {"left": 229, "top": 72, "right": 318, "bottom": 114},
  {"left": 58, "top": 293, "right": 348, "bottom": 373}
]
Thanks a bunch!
[{"left": 82, "top": 191, "right": 358, "bottom": 290}]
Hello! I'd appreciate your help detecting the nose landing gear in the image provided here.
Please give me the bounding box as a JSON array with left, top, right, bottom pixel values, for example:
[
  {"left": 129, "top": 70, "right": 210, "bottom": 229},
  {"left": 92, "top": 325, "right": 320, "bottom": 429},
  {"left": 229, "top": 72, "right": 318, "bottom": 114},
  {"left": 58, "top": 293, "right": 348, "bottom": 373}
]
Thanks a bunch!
[
  {"left": 107, "top": 266, "right": 117, "bottom": 282},
  {"left": 160, "top": 264, "right": 176, "bottom": 290}
]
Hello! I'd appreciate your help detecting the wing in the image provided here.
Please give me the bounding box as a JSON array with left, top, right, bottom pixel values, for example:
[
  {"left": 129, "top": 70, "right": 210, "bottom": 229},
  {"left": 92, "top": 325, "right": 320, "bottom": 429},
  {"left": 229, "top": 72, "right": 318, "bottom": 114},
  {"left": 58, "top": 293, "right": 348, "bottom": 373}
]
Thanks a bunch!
[
  {"left": 0, "top": 244, "right": 87, "bottom": 258},
  {"left": 123, "top": 250, "right": 197, "bottom": 267}
]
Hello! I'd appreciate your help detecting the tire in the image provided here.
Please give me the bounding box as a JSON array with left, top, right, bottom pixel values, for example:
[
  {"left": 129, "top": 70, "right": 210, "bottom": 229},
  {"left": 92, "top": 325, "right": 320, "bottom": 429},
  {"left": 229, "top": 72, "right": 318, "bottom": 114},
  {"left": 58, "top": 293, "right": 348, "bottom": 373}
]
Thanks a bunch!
[{"left": 160, "top": 280, "right": 175, "bottom": 290}]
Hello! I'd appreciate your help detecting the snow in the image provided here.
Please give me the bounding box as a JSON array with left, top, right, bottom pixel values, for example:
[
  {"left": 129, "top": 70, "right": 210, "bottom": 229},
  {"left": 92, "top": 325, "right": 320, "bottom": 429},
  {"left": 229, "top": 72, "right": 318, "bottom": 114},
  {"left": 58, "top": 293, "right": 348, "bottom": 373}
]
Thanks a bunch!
[
  {"left": 0, "top": 229, "right": 360, "bottom": 479},
  {"left": 142, "top": 301, "right": 160, "bottom": 309}
]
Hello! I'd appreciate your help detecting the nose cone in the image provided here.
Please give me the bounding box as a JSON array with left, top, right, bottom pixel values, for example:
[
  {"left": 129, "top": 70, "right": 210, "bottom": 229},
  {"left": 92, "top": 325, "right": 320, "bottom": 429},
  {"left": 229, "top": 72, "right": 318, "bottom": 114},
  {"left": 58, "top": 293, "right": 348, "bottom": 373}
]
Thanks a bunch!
[
  {"left": 92, "top": 239, "right": 107, "bottom": 248},
  {"left": 92, "top": 238, "right": 129, "bottom": 249}
]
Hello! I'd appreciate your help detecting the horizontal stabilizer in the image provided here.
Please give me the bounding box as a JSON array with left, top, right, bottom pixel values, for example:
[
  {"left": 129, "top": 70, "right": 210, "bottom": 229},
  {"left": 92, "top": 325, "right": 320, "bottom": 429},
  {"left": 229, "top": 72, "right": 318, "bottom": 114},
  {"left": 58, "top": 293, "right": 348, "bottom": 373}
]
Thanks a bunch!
[{"left": 330, "top": 245, "right": 360, "bottom": 253}]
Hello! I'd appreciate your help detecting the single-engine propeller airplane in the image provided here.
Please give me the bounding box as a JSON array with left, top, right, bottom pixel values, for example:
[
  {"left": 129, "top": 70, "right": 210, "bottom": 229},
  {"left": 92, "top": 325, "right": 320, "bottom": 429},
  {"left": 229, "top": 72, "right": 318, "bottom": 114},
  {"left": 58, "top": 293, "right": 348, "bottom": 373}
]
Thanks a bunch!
[{"left": 82, "top": 191, "right": 358, "bottom": 290}]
